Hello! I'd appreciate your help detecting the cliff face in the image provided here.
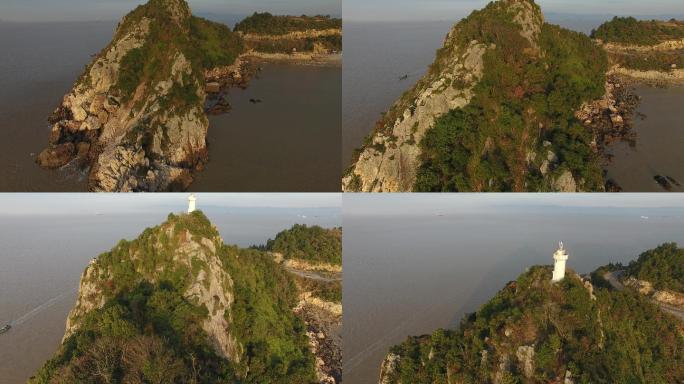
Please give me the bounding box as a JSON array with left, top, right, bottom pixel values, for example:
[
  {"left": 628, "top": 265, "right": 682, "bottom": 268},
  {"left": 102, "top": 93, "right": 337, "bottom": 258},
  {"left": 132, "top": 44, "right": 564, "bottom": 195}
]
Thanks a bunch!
[
  {"left": 344, "top": 0, "right": 607, "bottom": 192},
  {"left": 64, "top": 211, "right": 240, "bottom": 360},
  {"left": 379, "top": 265, "right": 684, "bottom": 384},
  {"left": 344, "top": 0, "right": 543, "bottom": 192},
  {"left": 37, "top": 0, "right": 210, "bottom": 191}
]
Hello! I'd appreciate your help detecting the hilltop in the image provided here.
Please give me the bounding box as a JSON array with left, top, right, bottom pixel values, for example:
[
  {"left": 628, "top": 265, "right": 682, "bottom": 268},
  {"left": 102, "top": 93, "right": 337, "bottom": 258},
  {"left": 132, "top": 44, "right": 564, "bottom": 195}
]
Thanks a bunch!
[
  {"left": 29, "top": 211, "right": 322, "bottom": 383},
  {"left": 379, "top": 257, "right": 684, "bottom": 383},
  {"left": 344, "top": 0, "right": 609, "bottom": 192}
]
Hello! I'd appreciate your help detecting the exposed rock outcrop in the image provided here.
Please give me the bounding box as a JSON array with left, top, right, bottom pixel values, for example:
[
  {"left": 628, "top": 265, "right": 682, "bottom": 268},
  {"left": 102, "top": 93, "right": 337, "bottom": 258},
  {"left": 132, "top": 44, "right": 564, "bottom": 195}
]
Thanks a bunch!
[
  {"left": 379, "top": 353, "right": 401, "bottom": 384},
  {"left": 624, "top": 277, "right": 684, "bottom": 309},
  {"left": 37, "top": 0, "right": 209, "bottom": 191},
  {"left": 343, "top": 35, "right": 493, "bottom": 192},
  {"left": 295, "top": 293, "right": 342, "bottom": 384}
]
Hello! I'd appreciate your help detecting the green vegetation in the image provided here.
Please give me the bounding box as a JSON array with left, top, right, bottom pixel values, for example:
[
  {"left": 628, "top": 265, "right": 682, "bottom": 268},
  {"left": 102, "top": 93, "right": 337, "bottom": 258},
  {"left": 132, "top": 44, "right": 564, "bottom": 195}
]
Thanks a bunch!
[
  {"left": 592, "top": 17, "right": 684, "bottom": 45},
  {"left": 627, "top": 242, "right": 684, "bottom": 292},
  {"left": 219, "top": 246, "right": 317, "bottom": 383},
  {"left": 383, "top": 265, "right": 684, "bottom": 383},
  {"left": 190, "top": 16, "right": 244, "bottom": 69},
  {"left": 266, "top": 224, "right": 342, "bottom": 265},
  {"left": 413, "top": 2, "right": 607, "bottom": 191},
  {"left": 31, "top": 281, "right": 233, "bottom": 383},
  {"left": 30, "top": 211, "right": 317, "bottom": 384},
  {"left": 608, "top": 50, "right": 684, "bottom": 71},
  {"left": 112, "top": 0, "right": 244, "bottom": 104},
  {"left": 235, "top": 12, "right": 341, "bottom": 35},
  {"left": 117, "top": 47, "right": 146, "bottom": 96}
]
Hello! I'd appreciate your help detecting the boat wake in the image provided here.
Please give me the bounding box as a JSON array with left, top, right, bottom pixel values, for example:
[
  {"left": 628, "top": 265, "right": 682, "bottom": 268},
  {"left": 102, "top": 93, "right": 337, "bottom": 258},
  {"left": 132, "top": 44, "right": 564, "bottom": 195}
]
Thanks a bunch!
[{"left": 11, "top": 287, "right": 78, "bottom": 327}]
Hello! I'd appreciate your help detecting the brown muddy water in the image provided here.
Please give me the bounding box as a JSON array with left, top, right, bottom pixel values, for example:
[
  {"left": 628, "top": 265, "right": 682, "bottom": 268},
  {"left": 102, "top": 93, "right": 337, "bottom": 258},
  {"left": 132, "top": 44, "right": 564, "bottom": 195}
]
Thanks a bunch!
[
  {"left": 0, "top": 21, "right": 115, "bottom": 191},
  {"left": 0, "top": 201, "right": 341, "bottom": 383},
  {"left": 343, "top": 194, "right": 684, "bottom": 384},
  {"left": 192, "top": 62, "right": 341, "bottom": 192},
  {"left": 0, "top": 22, "right": 340, "bottom": 191},
  {"left": 604, "top": 85, "right": 684, "bottom": 192}
]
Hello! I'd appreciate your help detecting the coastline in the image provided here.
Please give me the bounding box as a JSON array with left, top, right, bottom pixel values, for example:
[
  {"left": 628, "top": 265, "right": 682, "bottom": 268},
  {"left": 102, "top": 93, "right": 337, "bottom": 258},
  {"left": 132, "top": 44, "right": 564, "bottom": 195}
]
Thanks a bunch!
[{"left": 243, "top": 51, "right": 342, "bottom": 67}]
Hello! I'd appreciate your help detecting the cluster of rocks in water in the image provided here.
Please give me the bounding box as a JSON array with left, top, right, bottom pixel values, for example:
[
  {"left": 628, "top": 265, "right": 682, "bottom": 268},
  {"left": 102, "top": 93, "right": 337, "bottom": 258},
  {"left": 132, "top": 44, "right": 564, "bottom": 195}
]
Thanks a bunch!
[
  {"left": 574, "top": 75, "right": 642, "bottom": 191},
  {"left": 576, "top": 74, "right": 683, "bottom": 191},
  {"left": 575, "top": 75, "right": 640, "bottom": 150},
  {"left": 295, "top": 294, "right": 342, "bottom": 384},
  {"left": 204, "top": 58, "right": 260, "bottom": 115}
]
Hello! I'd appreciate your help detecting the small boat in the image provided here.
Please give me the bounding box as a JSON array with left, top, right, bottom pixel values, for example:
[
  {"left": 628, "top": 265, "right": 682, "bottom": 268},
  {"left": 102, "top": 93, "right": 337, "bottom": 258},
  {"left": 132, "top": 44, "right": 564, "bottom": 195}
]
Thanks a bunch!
[
  {"left": 0, "top": 324, "right": 11, "bottom": 334},
  {"left": 399, "top": 74, "right": 409, "bottom": 80}
]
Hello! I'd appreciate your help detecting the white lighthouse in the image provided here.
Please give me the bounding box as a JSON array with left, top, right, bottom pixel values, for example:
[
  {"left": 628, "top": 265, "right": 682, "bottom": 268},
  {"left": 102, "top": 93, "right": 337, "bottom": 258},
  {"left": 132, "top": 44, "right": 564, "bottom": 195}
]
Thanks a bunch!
[
  {"left": 188, "top": 194, "right": 196, "bottom": 213},
  {"left": 551, "top": 241, "right": 569, "bottom": 282}
]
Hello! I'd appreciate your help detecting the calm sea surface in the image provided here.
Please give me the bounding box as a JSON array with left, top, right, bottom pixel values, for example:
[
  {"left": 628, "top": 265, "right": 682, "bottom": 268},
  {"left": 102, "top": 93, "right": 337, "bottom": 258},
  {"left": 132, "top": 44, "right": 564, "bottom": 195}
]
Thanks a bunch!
[
  {"left": 0, "top": 21, "right": 340, "bottom": 191},
  {"left": 0, "top": 206, "right": 340, "bottom": 383},
  {"left": 343, "top": 195, "right": 684, "bottom": 383},
  {"left": 342, "top": 17, "right": 684, "bottom": 191},
  {"left": 605, "top": 85, "right": 684, "bottom": 192}
]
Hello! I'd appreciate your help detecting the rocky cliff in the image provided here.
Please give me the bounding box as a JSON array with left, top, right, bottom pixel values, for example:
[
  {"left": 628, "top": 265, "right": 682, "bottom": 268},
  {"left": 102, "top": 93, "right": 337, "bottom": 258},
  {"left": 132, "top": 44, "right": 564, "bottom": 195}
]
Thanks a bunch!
[
  {"left": 379, "top": 265, "right": 684, "bottom": 383},
  {"left": 63, "top": 212, "right": 239, "bottom": 359},
  {"left": 31, "top": 211, "right": 319, "bottom": 383},
  {"left": 344, "top": 0, "right": 608, "bottom": 192},
  {"left": 36, "top": 0, "right": 230, "bottom": 191}
]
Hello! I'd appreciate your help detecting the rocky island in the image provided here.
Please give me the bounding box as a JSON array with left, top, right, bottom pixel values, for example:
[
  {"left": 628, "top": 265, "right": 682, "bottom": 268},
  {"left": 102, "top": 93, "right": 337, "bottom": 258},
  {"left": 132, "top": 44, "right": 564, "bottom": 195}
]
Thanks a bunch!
[
  {"left": 36, "top": 0, "right": 341, "bottom": 191},
  {"left": 29, "top": 211, "right": 342, "bottom": 383},
  {"left": 378, "top": 243, "right": 684, "bottom": 383},
  {"left": 343, "top": 0, "right": 683, "bottom": 192},
  {"left": 593, "top": 17, "right": 684, "bottom": 85}
]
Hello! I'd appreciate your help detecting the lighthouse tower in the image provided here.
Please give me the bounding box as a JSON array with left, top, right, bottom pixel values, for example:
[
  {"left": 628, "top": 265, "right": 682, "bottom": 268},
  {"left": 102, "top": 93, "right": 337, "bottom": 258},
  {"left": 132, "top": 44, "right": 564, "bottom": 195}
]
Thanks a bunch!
[
  {"left": 188, "top": 194, "right": 196, "bottom": 213},
  {"left": 552, "top": 241, "right": 569, "bottom": 282}
]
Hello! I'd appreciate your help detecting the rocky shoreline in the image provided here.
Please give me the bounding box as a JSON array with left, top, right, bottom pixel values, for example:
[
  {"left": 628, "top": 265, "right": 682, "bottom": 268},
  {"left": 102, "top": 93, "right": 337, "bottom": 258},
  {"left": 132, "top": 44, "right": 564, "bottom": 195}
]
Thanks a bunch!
[
  {"left": 203, "top": 52, "right": 340, "bottom": 115},
  {"left": 295, "top": 293, "right": 342, "bottom": 384},
  {"left": 575, "top": 74, "right": 642, "bottom": 191}
]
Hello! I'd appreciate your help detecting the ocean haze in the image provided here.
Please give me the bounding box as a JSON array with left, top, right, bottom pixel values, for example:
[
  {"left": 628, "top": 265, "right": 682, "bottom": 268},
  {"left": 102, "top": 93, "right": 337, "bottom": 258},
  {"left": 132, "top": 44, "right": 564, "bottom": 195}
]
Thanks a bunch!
[
  {"left": 344, "top": 0, "right": 684, "bottom": 22},
  {"left": 1, "top": 0, "right": 341, "bottom": 22}
]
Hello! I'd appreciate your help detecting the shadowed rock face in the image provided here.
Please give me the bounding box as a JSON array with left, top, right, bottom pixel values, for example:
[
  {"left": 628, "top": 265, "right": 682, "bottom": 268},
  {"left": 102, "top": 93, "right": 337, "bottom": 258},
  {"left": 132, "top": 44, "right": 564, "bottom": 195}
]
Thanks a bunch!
[
  {"left": 343, "top": 0, "right": 545, "bottom": 192},
  {"left": 37, "top": 0, "right": 209, "bottom": 191}
]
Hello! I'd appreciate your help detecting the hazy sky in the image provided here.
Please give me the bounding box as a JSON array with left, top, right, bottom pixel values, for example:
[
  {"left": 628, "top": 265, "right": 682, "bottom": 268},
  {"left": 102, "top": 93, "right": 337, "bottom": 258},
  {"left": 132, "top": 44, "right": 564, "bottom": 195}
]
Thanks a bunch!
[
  {"left": 344, "top": 193, "right": 684, "bottom": 216},
  {"left": 0, "top": 0, "right": 340, "bottom": 22},
  {"left": 0, "top": 193, "right": 341, "bottom": 215},
  {"left": 344, "top": 0, "right": 684, "bottom": 22}
]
